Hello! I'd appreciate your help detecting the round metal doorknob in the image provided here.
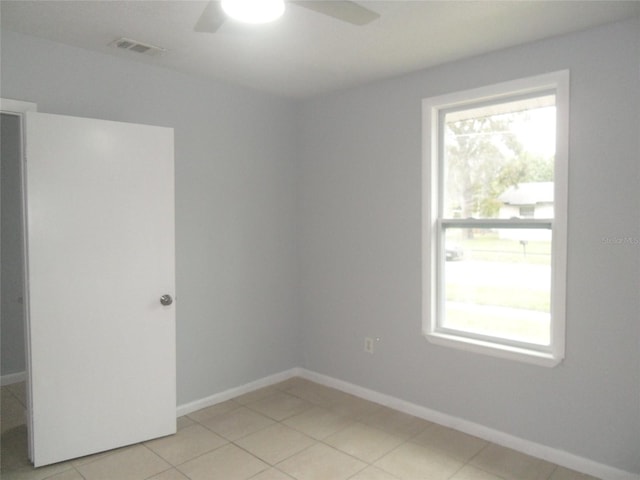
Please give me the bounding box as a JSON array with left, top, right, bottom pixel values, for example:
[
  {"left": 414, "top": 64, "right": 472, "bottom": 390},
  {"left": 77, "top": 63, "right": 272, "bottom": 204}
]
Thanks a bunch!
[{"left": 160, "top": 294, "right": 173, "bottom": 306}]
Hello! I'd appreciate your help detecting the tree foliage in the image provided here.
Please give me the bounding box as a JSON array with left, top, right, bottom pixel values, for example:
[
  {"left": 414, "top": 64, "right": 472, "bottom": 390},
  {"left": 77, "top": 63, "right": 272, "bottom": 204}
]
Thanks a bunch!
[{"left": 444, "top": 112, "right": 553, "bottom": 220}]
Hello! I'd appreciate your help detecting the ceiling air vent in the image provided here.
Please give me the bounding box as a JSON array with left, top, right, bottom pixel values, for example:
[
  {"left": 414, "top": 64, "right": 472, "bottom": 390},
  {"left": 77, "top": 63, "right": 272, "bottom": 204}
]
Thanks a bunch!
[{"left": 109, "top": 37, "right": 166, "bottom": 57}]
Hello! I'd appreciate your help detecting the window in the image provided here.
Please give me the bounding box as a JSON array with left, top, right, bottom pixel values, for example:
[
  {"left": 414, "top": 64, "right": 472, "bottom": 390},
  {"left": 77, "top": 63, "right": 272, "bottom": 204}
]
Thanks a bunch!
[
  {"left": 518, "top": 206, "right": 535, "bottom": 218},
  {"left": 422, "top": 71, "right": 569, "bottom": 366}
]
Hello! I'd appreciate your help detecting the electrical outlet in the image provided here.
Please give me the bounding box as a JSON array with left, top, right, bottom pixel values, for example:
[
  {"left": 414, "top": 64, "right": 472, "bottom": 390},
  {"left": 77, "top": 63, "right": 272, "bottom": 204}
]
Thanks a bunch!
[{"left": 364, "top": 337, "right": 374, "bottom": 354}]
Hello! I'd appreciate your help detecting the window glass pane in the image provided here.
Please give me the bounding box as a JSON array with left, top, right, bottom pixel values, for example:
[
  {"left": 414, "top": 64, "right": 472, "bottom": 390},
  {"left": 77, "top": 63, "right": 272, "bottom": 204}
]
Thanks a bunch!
[
  {"left": 443, "top": 228, "right": 551, "bottom": 346},
  {"left": 442, "top": 97, "right": 556, "bottom": 220}
]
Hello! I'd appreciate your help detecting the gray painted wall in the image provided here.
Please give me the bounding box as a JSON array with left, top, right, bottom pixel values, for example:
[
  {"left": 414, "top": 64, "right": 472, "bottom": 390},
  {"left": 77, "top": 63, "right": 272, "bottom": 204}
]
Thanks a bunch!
[
  {"left": 1, "top": 113, "right": 26, "bottom": 376},
  {"left": 0, "top": 30, "right": 301, "bottom": 404},
  {"left": 298, "top": 18, "right": 640, "bottom": 473}
]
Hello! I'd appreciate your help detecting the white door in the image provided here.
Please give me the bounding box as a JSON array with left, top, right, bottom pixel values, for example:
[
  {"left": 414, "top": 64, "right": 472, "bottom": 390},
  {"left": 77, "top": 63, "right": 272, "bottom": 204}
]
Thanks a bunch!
[{"left": 24, "top": 112, "right": 176, "bottom": 467}]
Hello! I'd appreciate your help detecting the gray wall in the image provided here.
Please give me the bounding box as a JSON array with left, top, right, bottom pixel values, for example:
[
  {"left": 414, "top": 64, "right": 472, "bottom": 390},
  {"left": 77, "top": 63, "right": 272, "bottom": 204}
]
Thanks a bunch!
[
  {"left": 0, "top": 30, "right": 301, "bottom": 404},
  {"left": 1, "top": 113, "right": 26, "bottom": 376},
  {"left": 298, "top": 18, "right": 640, "bottom": 473}
]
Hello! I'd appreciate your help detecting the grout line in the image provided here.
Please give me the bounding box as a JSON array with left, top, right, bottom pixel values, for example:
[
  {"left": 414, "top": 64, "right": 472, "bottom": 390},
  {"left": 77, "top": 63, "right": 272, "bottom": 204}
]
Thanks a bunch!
[
  {"left": 141, "top": 465, "right": 174, "bottom": 480},
  {"left": 445, "top": 460, "right": 469, "bottom": 480}
]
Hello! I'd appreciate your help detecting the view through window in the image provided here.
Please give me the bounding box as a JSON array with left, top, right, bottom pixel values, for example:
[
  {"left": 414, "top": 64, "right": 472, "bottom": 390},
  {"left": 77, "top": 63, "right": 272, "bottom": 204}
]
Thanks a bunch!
[{"left": 442, "top": 96, "right": 555, "bottom": 345}]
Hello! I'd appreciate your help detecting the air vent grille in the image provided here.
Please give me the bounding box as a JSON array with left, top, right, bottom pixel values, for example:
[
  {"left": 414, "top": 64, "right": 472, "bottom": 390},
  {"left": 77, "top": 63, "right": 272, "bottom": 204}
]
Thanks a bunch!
[{"left": 109, "top": 38, "right": 166, "bottom": 57}]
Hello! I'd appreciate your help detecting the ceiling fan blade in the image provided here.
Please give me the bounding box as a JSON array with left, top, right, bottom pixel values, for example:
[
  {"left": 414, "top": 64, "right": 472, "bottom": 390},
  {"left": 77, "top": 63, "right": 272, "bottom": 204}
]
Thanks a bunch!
[
  {"left": 291, "top": 1, "right": 379, "bottom": 26},
  {"left": 194, "top": 1, "right": 226, "bottom": 33}
]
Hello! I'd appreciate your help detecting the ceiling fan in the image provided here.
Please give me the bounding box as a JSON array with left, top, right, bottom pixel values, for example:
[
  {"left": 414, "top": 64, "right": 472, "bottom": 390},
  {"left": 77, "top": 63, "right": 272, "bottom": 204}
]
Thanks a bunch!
[{"left": 194, "top": 0, "right": 380, "bottom": 33}]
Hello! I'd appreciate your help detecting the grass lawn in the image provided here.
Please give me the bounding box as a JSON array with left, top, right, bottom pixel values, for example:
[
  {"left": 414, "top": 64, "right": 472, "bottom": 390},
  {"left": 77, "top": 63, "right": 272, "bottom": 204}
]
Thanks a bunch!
[
  {"left": 446, "top": 284, "right": 550, "bottom": 312},
  {"left": 454, "top": 232, "right": 551, "bottom": 265}
]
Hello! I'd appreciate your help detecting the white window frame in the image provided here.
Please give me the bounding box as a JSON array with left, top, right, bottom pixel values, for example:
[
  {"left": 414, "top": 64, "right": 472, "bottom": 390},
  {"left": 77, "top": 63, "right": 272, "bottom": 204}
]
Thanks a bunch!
[{"left": 422, "top": 71, "right": 569, "bottom": 367}]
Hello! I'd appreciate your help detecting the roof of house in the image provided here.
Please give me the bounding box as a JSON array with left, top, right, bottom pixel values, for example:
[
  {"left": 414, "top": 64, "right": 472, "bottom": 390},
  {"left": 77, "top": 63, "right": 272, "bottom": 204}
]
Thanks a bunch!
[{"left": 499, "top": 182, "right": 554, "bottom": 205}]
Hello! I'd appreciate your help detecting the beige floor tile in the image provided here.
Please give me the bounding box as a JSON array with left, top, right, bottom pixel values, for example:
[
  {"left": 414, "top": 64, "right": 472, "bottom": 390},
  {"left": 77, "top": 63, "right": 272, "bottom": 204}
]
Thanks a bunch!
[
  {"left": 234, "top": 386, "right": 280, "bottom": 405},
  {"left": 328, "top": 395, "right": 383, "bottom": 419},
  {"left": 235, "top": 423, "right": 316, "bottom": 465},
  {"left": 470, "top": 444, "right": 557, "bottom": 480},
  {"left": 75, "top": 444, "right": 170, "bottom": 480},
  {"left": 549, "top": 466, "right": 601, "bottom": 480},
  {"left": 324, "top": 422, "right": 405, "bottom": 463},
  {"left": 248, "top": 467, "right": 296, "bottom": 479},
  {"left": 410, "top": 424, "right": 487, "bottom": 462},
  {"left": 359, "top": 406, "right": 431, "bottom": 438},
  {"left": 39, "top": 470, "right": 85, "bottom": 480},
  {"left": 246, "top": 391, "right": 313, "bottom": 421},
  {"left": 1, "top": 385, "right": 15, "bottom": 402},
  {"left": 278, "top": 377, "right": 318, "bottom": 392},
  {"left": 70, "top": 446, "right": 124, "bottom": 467},
  {"left": 176, "top": 415, "right": 195, "bottom": 430},
  {"left": 187, "top": 400, "right": 241, "bottom": 423},
  {"left": 7, "top": 382, "right": 27, "bottom": 406},
  {"left": 374, "top": 442, "right": 464, "bottom": 480},
  {"left": 62, "top": 444, "right": 151, "bottom": 470},
  {"left": 177, "top": 443, "right": 269, "bottom": 480},
  {"left": 277, "top": 443, "right": 367, "bottom": 480},
  {"left": 272, "top": 377, "right": 308, "bottom": 391},
  {"left": 201, "top": 406, "right": 275, "bottom": 440},
  {"left": 0, "top": 464, "right": 76, "bottom": 480},
  {"left": 282, "top": 406, "right": 353, "bottom": 440},
  {"left": 147, "top": 468, "right": 191, "bottom": 479},
  {"left": 283, "top": 381, "right": 349, "bottom": 408},
  {"left": 1, "top": 393, "right": 26, "bottom": 434},
  {"left": 450, "top": 465, "right": 504, "bottom": 480},
  {"left": 349, "top": 466, "right": 402, "bottom": 480},
  {"left": 1, "top": 424, "right": 30, "bottom": 471},
  {"left": 144, "top": 423, "right": 227, "bottom": 465}
]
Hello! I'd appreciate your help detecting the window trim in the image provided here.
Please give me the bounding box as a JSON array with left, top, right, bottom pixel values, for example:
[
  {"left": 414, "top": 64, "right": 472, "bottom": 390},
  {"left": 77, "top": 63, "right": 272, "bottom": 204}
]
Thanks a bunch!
[{"left": 422, "top": 71, "right": 569, "bottom": 367}]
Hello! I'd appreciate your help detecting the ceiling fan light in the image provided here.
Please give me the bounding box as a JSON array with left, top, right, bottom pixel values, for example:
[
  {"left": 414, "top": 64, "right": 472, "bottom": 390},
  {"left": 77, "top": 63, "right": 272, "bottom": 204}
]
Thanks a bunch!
[{"left": 221, "top": 0, "right": 285, "bottom": 24}]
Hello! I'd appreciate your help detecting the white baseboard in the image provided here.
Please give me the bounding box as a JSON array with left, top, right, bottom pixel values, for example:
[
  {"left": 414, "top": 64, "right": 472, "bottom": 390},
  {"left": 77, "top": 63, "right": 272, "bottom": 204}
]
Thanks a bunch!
[
  {"left": 1, "top": 371, "right": 26, "bottom": 386},
  {"left": 297, "top": 369, "right": 638, "bottom": 480},
  {"left": 176, "top": 368, "right": 303, "bottom": 417},
  {"left": 177, "top": 367, "right": 638, "bottom": 480}
]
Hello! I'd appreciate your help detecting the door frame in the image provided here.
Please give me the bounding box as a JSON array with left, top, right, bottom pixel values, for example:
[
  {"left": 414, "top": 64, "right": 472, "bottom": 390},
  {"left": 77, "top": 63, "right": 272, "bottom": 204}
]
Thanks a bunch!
[{"left": 1, "top": 98, "right": 38, "bottom": 461}]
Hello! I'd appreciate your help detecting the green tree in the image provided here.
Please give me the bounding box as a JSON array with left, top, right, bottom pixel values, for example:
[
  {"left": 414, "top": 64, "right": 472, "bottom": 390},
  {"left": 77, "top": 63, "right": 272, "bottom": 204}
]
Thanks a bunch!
[{"left": 444, "top": 112, "right": 553, "bottom": 222}]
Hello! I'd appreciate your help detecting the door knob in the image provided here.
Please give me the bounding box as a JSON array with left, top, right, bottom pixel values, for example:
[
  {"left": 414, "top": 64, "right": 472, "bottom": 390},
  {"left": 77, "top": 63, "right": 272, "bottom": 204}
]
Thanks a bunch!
[{"left": 160, "top": 294, "right": 173, "bottom": 306}]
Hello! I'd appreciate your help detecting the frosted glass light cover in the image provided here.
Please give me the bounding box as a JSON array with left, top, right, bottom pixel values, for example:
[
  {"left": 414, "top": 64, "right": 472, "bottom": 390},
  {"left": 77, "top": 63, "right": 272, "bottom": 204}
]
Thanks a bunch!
[{"left": 221, "top": 0, "right": 285, "bottom": 24}]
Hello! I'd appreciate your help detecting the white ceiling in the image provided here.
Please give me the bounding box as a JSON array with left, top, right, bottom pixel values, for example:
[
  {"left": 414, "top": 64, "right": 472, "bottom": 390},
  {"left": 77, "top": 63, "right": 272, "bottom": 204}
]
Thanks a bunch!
[{"left": 2, "top": 1, "right": 639, "bottom": 98}]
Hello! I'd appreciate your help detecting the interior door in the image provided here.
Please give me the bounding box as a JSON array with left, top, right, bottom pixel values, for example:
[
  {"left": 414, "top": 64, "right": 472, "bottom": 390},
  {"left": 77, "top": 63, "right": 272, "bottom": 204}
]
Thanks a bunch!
[{"left": 24, "top": 112, "right": 176, "bottom": 467}]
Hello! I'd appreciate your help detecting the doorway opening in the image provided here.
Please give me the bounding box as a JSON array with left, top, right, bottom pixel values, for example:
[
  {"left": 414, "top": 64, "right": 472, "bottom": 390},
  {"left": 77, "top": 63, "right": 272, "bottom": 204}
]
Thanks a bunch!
[
  {"left": 1, "top": 112, "right": 27, "bottom": 385},
  {"left": 1, "top": 99, "right": 37, "bottom": 469}
]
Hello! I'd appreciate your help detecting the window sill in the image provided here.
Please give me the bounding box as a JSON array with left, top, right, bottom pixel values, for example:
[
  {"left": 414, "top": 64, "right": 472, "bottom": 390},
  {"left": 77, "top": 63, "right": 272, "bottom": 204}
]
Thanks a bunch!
[{"left": 424, "top": 330, "right": 563, "bottom": 367}]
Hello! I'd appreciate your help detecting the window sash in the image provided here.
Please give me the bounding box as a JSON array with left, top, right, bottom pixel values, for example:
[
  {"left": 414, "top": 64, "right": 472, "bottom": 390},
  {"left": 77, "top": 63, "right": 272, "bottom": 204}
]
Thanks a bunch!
[
  {"left": 440, "top": 218, "right": 552, "bottom": 229},
  {"left": 434, "top": 221, "right": 554, "bottom": 353}
]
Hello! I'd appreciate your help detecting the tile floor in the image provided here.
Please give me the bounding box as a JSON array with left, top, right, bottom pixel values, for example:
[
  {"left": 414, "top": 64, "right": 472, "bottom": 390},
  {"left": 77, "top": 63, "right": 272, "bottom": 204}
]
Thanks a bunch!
[{"left": 1, "top": 377, "right": 600, "bottom": 480}]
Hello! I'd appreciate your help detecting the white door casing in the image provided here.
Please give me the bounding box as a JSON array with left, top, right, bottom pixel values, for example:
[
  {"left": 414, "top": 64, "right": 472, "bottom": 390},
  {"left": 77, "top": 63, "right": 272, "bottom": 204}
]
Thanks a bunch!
[{"left": 24, "top": 112, "right": 176, "bottom": 467}]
